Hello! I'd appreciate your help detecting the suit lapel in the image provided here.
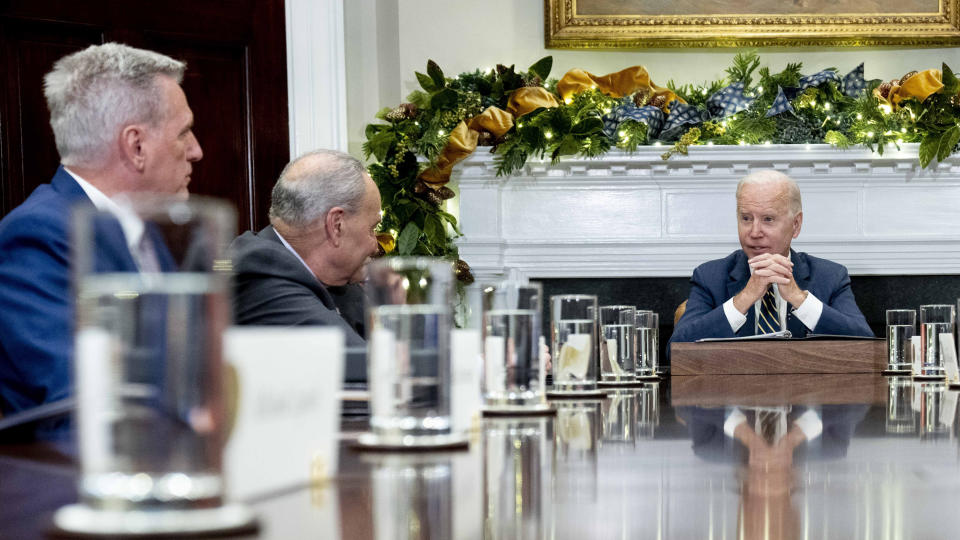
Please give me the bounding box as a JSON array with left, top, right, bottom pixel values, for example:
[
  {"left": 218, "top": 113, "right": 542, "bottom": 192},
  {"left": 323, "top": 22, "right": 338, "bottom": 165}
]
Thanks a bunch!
[
  {"left": 727, "top": 251, "right": 754, "bottom": 337},
  {"left": 263, "top": 225, "right": 339, "bottom": 310}
]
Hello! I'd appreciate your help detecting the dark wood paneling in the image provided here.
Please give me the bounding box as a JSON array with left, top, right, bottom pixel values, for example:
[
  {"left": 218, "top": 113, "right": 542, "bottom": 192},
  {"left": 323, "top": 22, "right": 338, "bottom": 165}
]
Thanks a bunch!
[
  {"left": 0, "top": 0, "right": 288, "bottom": 232},
  {"left": 671, "top": 339, "right": 887, "bottom": 375}
]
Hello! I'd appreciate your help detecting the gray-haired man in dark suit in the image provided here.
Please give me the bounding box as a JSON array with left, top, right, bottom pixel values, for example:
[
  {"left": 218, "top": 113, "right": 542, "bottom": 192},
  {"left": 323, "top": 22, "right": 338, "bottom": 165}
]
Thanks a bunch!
[{"left": 230, "top": 149, "right": 381, "bottom": 348}]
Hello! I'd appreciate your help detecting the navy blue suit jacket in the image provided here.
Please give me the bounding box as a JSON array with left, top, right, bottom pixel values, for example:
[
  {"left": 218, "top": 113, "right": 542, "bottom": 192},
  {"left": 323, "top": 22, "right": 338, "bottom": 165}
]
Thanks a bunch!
[
  {"left": 669, "top": 249, "right": 873, "bottom": 352},
  {"left": 0, "top": 167, "right": 139, "bottom": 414}
]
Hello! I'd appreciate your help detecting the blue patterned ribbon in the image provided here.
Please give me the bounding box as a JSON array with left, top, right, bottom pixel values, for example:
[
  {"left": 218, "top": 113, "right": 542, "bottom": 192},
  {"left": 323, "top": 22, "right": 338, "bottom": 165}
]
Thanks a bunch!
[
  {"left": 602, "top": 103, "right": 665, "bottom": 139},
  {"left": 765, "top": 86, "right": 795, "bottom": 118},
  {"left": 706, "top": 82, "right": 755, "bottom": 118}
]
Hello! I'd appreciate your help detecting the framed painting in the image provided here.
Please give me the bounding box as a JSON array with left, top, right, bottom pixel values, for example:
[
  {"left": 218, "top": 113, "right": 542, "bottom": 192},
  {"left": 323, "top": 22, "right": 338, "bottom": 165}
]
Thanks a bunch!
[{"left": 545, "top": 0, "right": 960, "bottom": 47}]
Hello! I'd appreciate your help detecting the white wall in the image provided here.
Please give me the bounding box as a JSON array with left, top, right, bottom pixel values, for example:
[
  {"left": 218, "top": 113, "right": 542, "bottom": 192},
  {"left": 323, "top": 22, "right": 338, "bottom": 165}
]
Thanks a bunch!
[{"left": 343, "top": 0, "right": 960, "bottom": 157}]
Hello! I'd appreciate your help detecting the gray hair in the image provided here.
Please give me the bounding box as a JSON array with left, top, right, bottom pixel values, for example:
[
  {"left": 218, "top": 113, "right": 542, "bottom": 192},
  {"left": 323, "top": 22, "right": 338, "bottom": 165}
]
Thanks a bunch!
[
  {"left": 269, "top": 149, "right": 368, "bottom": 227},
  {"left": 735, "top": 169, "right": 802, "bottom": 217},
  {"left": 43, "top": 43, "right": 186, "bottom": 167}
]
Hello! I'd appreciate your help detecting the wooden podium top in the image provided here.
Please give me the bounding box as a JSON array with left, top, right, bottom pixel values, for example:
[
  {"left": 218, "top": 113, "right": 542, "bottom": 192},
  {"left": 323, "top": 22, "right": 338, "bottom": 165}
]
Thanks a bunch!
[{"left": 670, "top": 338, "right": 886, "bottom": 375}]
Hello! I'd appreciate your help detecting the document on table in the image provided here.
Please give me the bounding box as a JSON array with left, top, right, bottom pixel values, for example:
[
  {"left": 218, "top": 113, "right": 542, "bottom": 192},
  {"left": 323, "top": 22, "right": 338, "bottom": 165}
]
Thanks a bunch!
[{"left": 696, "top": 330, "right": 792, "bottom": 342}]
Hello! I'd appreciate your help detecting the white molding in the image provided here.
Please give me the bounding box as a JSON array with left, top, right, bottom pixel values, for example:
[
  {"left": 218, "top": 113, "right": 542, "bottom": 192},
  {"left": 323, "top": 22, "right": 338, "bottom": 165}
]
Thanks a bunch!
[
  {"left": 285, "top": 0, "right": 347, "bottom": 155},
  {"left": 453, "top": 144, "right": 960, "bottom": 281}
]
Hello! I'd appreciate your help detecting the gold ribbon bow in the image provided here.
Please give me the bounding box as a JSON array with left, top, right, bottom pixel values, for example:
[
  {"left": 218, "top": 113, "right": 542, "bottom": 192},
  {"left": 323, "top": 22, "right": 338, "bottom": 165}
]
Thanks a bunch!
[{"left": 556, "top": 66, "right": 683, "bottom": 112}]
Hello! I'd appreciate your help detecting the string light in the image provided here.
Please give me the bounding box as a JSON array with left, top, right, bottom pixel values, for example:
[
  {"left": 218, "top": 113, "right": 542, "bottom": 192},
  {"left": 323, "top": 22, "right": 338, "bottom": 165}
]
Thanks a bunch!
[
  {"left": 856, "top": 113, "right": 863, "bottom": 120},
  {"left": 823, "top": 102, "right": 832, "bottom": 111},
  {"left": 437, "top": 129, "right": 446, "bottom": 136},
  {"left": 866, "top": 131, "right": 875, "bottom": 138},
  {"left": 618, "top": 130, "right": 626, "bottom": 137},
  {"left": 544, "top": 131, "right": 553, "bottom": 139}
]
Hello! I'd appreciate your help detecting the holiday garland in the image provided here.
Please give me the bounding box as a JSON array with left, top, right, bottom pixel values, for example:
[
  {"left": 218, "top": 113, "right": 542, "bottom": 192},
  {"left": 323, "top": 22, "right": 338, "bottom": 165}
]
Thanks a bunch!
[{"left": 364, "top": 52, "right": 960, "bottom": 282}]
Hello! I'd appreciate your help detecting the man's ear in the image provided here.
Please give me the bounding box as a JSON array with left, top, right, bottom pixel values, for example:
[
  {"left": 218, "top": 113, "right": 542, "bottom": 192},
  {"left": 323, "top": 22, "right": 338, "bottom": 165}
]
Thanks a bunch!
[
  {"left": 120, "top": 124, "right": 147, "bottom": 172},
  {"left": 792, "top": 211, "right": 803, "bottom": 239},
  {"left": 325, "top": 207, "right": 346, "bottom": 247}
]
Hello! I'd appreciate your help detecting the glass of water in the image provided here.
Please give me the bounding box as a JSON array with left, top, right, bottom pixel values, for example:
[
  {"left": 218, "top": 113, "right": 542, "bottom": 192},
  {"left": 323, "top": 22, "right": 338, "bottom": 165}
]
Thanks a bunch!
[
  {"left": 886, "top": 309, "right": 916, "bottom": 372},
  {"left": 58, "top": 195, "right": 255, "bottom": 536},
  {"left": 363, "top": 257, "right": 466, "bottom": 449},
  {"left": 919, "top": 304, "right": 955, "bottom": 378},
  {"left": 550, "top": 295, "right": 598, "bottom": 392},
  {"left": 635, "top": 311, "right": 659, "bottom": 378},
  {"left": 599, "top": 305, "right": 636, "bottom": 384},
  {"left": 481, "top": 281, "right": 548, "bottom": 412}
]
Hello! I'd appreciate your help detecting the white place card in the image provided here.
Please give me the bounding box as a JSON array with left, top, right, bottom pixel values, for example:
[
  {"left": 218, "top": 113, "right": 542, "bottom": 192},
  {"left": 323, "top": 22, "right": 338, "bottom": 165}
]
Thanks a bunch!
[
  {"left": 451, "top": 328, "right": 482, "bottom": 432},
  {"left": 940, "top": 333, "right": 959, "bottom": 383},
  {"left": 223, "top": 326, "right": 344, "bottom": 501}
]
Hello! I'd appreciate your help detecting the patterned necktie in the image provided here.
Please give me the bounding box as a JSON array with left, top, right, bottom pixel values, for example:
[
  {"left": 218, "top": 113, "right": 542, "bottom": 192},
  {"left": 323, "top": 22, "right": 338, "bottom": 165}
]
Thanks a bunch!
[{"left": 757, "top": 287, "right": 781, "bottom": 334}]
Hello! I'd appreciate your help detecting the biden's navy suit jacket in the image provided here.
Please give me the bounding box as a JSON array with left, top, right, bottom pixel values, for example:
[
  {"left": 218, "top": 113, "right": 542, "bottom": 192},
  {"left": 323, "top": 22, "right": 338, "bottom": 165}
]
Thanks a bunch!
[
  {"left": 669, "top": 249, "right": 873, "bottom": 354},
  {"left": 0, "top": 167, "right": 139, "bottom": 414}
]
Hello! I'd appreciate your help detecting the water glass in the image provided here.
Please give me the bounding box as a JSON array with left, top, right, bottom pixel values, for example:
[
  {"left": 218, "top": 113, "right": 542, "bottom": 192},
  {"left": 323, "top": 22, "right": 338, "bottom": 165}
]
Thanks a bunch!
[
  {"left": 481, "top": 281, "right": 547, "bottom": 411},
  {"left": 635, "top": 311, "right": 659, "bottom": 377},
  {"left": 599, "top": 305, "right": 636, "bottom": 383},
  {"left": 364, "top": 258, "right": 463, "bottom": 448},
  {"left": 886, "top": 309, "right": 916, "bottom": 371},
  {"left": 550, "top": 295, "right": 598, "bottom": 392},
  {"left": 919, "top": 304, "right": 955, "bottom": 378},
  {"left": 58, "top": 195, "right": 254, "bottom": 535}
]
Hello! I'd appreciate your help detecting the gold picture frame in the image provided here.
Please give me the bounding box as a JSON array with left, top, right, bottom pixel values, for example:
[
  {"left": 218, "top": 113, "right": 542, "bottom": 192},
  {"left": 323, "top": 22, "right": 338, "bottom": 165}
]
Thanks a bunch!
[{"left": 545, "top": 0, "right": 960, "bottom": 48}]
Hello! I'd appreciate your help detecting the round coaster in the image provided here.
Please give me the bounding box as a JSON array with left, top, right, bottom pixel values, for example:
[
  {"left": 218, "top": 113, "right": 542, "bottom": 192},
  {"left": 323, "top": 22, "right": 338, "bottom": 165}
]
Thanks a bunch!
[
  {"left": 882, "top": 369, "right": 913, "bottom": 376},
  {"left": 546, "top": 389, "right": 609, "bottom": 400},
  {"left": 352, "top": 432, "right": 470, "bottom": 452},
  {"left": 482, "top": 404, "right": 556, "bottom": 417},
  {"left": 52, "top": 503, "right": 258, "bottom": 538},
  {"left": 597, "top": 380, "right": 646, "bottom": 388},
  {"left": 913, "top": 374, "right": 946, "bottom": 381},
  {"left": 948, "top": 383, "right": 960, "bottom": 390},
  {"left": 635, "top": 375, "right": 661, "bottom": 381}
]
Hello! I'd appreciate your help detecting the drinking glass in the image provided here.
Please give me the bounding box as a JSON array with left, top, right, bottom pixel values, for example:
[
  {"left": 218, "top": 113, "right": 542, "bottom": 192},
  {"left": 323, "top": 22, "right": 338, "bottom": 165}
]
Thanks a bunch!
[
  {"left": 886, "top": 309, "right": 916, "bottom": 372},
  {"left": 57, "top": 195, "right": 255, "bottom": 536},
  {"left": 363, "top": 257, "right": 465, "bottom": 448},
  {"left": 481, "top": 281, "right": 548, "bottom": 412},
  {"left": 635, "top": 311, "right": 659, "bottom": 377},
  {"left": 599, "top": 305, "right": 636, "bottom": 383},
  {"left": 550, "top": 295, "right": 598, "bottom": 392},
  {"left": 919, "top": 304, "right": 955, "bottom": 378}
]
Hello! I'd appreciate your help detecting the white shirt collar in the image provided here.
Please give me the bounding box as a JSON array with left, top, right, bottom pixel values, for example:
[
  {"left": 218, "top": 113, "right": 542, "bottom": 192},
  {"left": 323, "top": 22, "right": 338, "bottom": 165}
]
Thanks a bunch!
[
  {"left": 63, "top": 166, "right": 145, "bottom": 259},
  {"left": 272, "top": 228, "right": 317, "bottom": 280}
]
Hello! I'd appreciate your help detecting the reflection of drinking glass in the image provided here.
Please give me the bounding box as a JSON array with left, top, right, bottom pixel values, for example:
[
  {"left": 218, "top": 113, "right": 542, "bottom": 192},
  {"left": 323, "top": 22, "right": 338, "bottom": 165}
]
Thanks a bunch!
[
  {"left": 58, "top": 196, "right": 255, "bottom": 535},
  {"left": 636, "top": 383, "right": 660, "bottom": 437},
  {"left": 919, "top": 305, "right": 955, "bottom": 378},
  {"left": 599, "top": 305, "right": 636, "bottom": 383},
  {"left": 886, "top": 309, "right": 916, "bottom": 372},
  {"left": 363, "top": 258, "right": 465, "bottom": 448},
  {"left": 551, "top": 295, "right": 598, "bottom": 392},
  {"left": 601, "top": 391, "right": 637, "bottom": 444},
  {"left": 367, "top": 454, "right": 454, "bottom": 540},
  {"left": 482, "top": 282, "right": 548, "bottom": 412},
  {"left": 483, "top": 417, "right": 552, "bottom": 540},
  {"left": 635, "top": 311, "right": 659, "bottom": 377},
  {"left": 917, "top": 382, "right": 951, "bottom": 438},
  {"left": 553, "top": 400, "right": 600, "bottom": 504},
  {"left": 885, "top": 377, "right": 914, "bottom": 434}
]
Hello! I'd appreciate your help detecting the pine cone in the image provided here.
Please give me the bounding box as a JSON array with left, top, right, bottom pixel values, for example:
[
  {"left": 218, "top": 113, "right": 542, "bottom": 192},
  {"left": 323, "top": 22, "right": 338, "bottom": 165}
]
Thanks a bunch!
[
  {"left": 422, "top": 190, "right": 443, "bottom": 207},
  {"left": 384, "top": 106, "right": 406, "bottom": 122},
  {"left": 496, "top": 64, "right": 509, "bottom": 76},
  {"left": 400, "top": 102, "right": 419, "bottom": 119},
  {"left": 649, "top": 95, "right": 667, "bottom": 110},
  {"left": 633, "top": 88, "right": 653, "bottom": 107},
  {"left": 878, "top": 82, "right": 893, "bottom": 100},
  {"left": 413, "top": 181, "right": 429, "bottom": 194},
  {"left": 900, "top": 71, "right": 918, "bottom": 85},
  {"left": 438, "top": 186, "right": 456, "bottom": 200},
  {"left": 524, "top": 75, "right": 542, "bottom": 88},
  {"left": 477, "top": 131, "right": 495, "bottom": 146},
  {"left": 454, "top": 259, "right": 474, "bottom": 284}
]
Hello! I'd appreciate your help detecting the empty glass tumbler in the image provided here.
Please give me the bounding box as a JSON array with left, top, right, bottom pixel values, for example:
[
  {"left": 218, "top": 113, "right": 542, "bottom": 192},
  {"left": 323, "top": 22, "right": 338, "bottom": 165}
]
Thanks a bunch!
[
  {"left": 919, "top": 304, "right": 955, "bottom": 378},
  {"left": 599, "top": 305, "right": 636, "bottom": 384},
  {"left": 550, "top": 295, "right": 598, "bottom": 392},
  {"left": 364, "top": 257, "right": 464, "bottom": 448},
  {"left": 481, "top": 281, "right": 548, "bottom": 412},
  {"left": 58, "top": 195, "right": 254, "bottom": 536},
  {"left": 885, "top": 309, "right": 916, "bottom": 372}
]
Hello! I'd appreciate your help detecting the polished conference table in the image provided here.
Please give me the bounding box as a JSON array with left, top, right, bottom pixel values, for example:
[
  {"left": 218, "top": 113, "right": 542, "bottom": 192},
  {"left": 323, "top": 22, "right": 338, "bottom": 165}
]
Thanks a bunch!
[{"left": 3, "top": 374, "right": 959, "bottom": 539}]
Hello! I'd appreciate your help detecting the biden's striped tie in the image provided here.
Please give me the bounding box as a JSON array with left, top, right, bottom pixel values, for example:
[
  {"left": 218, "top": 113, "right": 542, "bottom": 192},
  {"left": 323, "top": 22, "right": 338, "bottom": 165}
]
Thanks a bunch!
[{"left": 757, "top": 287, "right": 781, "bottom": 334}]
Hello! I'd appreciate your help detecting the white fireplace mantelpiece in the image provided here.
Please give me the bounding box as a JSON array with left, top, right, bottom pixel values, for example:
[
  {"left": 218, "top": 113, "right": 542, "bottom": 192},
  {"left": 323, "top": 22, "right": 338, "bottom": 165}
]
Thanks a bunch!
[{"left": 453, "top": 144, "right": 960, "bottom": 281}]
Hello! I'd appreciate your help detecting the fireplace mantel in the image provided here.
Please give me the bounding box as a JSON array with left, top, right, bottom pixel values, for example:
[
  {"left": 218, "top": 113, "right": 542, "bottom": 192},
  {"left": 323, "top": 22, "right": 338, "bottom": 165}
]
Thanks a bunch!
[{"left": 452, "top": 144, "right": 960, "bottom": 281}]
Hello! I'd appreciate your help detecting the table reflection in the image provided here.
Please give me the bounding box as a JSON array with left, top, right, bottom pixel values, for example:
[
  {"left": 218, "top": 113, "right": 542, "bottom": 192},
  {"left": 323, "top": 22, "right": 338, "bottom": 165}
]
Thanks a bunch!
[{"left": 483, "top": 417, "right": 552, "bottom": 540}]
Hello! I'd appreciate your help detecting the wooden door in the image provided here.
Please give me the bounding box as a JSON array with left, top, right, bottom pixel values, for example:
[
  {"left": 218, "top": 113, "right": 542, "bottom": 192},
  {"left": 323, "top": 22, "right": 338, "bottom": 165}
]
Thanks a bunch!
[{"left": 0, "top": 0, "right": 289, "bottom": 232}]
